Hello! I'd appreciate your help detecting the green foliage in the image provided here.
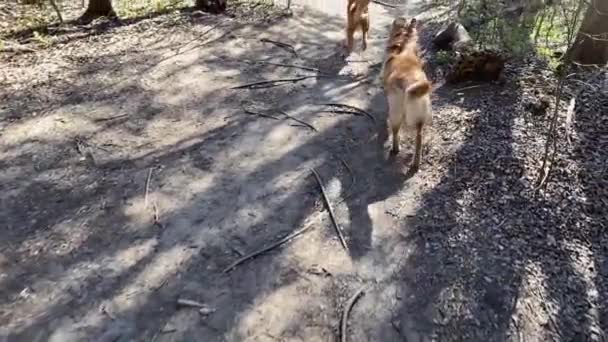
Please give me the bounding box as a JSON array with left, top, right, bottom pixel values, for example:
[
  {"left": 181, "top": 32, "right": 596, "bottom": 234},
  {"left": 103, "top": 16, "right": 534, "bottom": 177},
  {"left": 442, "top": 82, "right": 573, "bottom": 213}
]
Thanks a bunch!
[
  {"left": 457, "top": 0, "right": 585, "bottom": 69},
  {"left": 436, "top": 50, "right": 455, "bottom": 65},
  {"left": 32, "top": 30, "right": 52, "bottom": 47}
]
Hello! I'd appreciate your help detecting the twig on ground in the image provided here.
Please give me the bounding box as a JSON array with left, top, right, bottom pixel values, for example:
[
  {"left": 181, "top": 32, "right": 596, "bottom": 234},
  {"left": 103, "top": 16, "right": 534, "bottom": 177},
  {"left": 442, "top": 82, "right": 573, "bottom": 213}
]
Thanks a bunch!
[
  {"left": 49, "top": 0, "right": 64, "bottom": 23},
  {"left": 93, "top": 114, "right": 129, "bottom": 122},
  {"left": 0, "top": 42, "right": 37, "bottom": 53},
  {"left": 144, "top": 168, "right": 153, "bottom": 209},
  {"left": 340, "top": 285, "right": 367, "bottom": 342},
  {"left": 372, "top": 0, "right": 397, "bottom": 8},
  {"left": 319, "top": 103, "right": 376, "bottom": 124},
  {"left": 242, "top": 107, "right": 280, "bottom": 120},
  {"left": 311, "top": 168, "right": 349, "bottom": 251},
  {"left": 232, "top": 76, "right": 321, "bottom": 89},
  {"left": 260, "top": 38, "right": 298, "bottom": 57},
  {"left": 279, "top": 110, "right": 318, "bottom": 132},
  {"left": 251, "top": 60, "right": 321, "bottom": 73},
  {"left": 222, "top": 222, "right": 316, "bottom": 273},
  {"left": 177, "top": 298, "right": 208, "bottom": 308},
  {"left": 454, "top": 84, "right": 483, "bottom": 92},
  {"left": 319, "top": 110, "right": 364, "bottom": 116}
]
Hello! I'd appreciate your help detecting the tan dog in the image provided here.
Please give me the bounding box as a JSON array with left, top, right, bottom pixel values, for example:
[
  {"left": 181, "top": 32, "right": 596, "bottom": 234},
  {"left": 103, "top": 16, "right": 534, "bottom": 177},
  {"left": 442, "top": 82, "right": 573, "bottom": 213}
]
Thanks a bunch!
[
  {"left": 382, "top": 17, "right": 432, "bottom": 172},
  {"left": 346, "top": 0, "right": 370, "bottom": 53}
]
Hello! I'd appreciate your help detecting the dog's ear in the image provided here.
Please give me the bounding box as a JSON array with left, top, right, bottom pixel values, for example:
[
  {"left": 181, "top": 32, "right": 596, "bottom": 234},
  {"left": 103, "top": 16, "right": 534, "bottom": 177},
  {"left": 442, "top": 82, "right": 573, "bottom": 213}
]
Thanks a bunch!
[
  {"left": 408, "top": 18, "right": 421, "bottom": 31},
  {"left": 393, "top": 17, "right": 407, "bottom": 28},
  {"left": 407, "top": 18, "right": 418, "bottom": 34}
]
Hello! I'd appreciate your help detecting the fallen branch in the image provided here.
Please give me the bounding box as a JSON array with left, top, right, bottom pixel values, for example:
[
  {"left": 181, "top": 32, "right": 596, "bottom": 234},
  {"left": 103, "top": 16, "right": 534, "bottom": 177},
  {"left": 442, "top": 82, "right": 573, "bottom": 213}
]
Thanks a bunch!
[
  {"left": 49, "top": 0, "right": 64, "bottom": 23},
  {"left": 260, "top": 38, "right": 298, "bottom": 57},
  {"left": 231, "top": 76, "right": 320, "bottom": 89},
  {"left": 454, "top": 84, "right": 483, "bottom": 92},
  {"left": 279, "top": 110, "right": 318, "bottom": 132},
  {"left": 311, "top": 168, "right": 349, "bottom": 251},
  {"left": 93, "top": 114, "right": 129, "bottom": 122},
  {"left": 319, "top": 103, "right": 376, "bottom": 124},
  {"left": 372, "top": 0, "right": 397, "bottom": 8},
  {"left": 340, "top": 285, "right": 367, "bottom": 342},
  {"left": 177, "top": 298, "right": 208, "bottom": 308},
  {"left": 253, "top": 61, "right": 321, "bottom": 73},
  {"left": 0, "top": 42, "right": 37, "bottom": 53},
  {"left": 222, "top": 222, "right": 316, "bottom": 273},
  {"left": 144, "top": 168, "right": 153, "bottom": 209},
  {"left": 242, "top": 107, "right": 280, "bottom": 120},
  {"left": 319, "top": 110, "right": 364, "bottom": 116}
]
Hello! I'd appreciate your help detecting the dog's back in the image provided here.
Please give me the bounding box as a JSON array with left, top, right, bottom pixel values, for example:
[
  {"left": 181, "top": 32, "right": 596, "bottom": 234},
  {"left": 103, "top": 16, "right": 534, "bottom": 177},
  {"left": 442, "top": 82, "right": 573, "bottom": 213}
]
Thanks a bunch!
[{"left": 382, "top": 18, "right": 432, "bottom": 171}]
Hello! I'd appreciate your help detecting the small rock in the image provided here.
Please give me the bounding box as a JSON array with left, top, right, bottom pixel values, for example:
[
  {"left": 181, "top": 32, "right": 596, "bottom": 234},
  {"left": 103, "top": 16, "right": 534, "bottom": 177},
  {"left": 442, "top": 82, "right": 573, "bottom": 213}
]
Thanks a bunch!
[
  {"left": 19, "top": 287, "right": 33, "bottom": 299},
  {"left": 198, "top": 307, "right": 216, "bottom": 316}
]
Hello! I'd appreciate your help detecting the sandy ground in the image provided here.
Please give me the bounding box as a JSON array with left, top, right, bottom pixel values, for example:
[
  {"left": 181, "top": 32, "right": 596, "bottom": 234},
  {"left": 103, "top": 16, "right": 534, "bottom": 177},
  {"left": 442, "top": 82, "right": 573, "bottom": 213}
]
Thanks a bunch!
[{"left": 1, "top": 0, "right": 607, "bottom": 341}]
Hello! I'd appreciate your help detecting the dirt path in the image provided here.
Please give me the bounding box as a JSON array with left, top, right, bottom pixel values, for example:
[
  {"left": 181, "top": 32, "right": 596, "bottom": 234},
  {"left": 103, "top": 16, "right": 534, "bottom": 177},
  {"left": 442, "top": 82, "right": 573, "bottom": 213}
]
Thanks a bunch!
[{"left": 1, "top": 1, "right": 607, "bottom": 341}]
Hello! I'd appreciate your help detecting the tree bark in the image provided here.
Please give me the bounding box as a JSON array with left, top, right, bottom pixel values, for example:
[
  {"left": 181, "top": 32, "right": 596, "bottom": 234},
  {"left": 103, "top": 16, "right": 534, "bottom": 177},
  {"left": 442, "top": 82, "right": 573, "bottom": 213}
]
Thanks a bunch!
[
  {"left": 566, "top": 0, "right": 608, "bottom": 65},
  {"left": 195, "top": 0, "right": 227, "bottom": 14},
  {"left": 81, "top": 0, "right": 116, "bottom": 20}
]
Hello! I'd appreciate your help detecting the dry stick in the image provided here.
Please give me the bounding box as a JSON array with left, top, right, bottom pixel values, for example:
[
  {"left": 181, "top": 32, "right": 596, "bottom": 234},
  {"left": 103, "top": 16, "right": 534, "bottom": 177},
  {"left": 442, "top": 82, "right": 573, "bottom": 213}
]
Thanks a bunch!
[
  {"left": 320, "top": 103, "right": 376, "bottom": 124},
  {"left": 278, "top": 110, "right": 318, "bottom": 132},
  {"left": 49, "top": 0, "right": 63, "bottom": 23},
  {"left": 144, "top": 168, "right": 153, "bottom": 209},
  {"left": 254, "top": 61, "right": 321, "bottom": 73},
  {"left": 311, "top": 168, "right": 349, "bottom": 251},
  {"left": 231, "top": 76, "right": 320, "bottom": 89},
  {"left": 242, "top": 107, "right": 280, "bottom": 120},
  {"left": 260, "top": 38, "right": 298, "bottom": 57},
  {"left": 340, "top": 285, "right": 367, "bottom": 342},
  {"left": 372, "top": 0, "right": 397, "bottom": 8},
  {"left": 222, "top": 222, "right": 316, "bottom": 273},
  {"left": 319, "top": 109, "right": 364, "bottom": 116},
  {"left": 454, "top": 84, "right": 483, "bottom": 92},
  {"left": 93, "top": 114, "right": 129, "bottom": 122}
]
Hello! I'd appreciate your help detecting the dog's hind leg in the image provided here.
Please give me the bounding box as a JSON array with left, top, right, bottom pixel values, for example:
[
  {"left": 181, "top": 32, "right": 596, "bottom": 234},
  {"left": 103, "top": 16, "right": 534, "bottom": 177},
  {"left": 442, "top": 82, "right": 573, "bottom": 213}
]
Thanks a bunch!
[
  {"left": 346, "top": 25, "right": 355, "bottom": 54},
  {"left": 361, "top": 13, "right": 369, "bottom": 51},
  {"left": 387, "top": 93, "right": 404, "bottom": 154},
  {"left": 411, "top": 121, "right": 424, "bottom": 171}
]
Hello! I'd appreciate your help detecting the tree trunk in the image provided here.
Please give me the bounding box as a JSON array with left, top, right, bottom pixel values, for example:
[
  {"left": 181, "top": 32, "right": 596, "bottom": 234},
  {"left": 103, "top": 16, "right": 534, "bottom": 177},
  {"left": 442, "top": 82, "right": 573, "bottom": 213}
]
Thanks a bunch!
[
  {"left": 195, "top": 0, "right": 227, "bottom": 14},
  {"left": 81, "top": 0, "right": 116, "bottom": 20},
  {"left": 566, "top": 0, "right": 608, "bottom": 66}
]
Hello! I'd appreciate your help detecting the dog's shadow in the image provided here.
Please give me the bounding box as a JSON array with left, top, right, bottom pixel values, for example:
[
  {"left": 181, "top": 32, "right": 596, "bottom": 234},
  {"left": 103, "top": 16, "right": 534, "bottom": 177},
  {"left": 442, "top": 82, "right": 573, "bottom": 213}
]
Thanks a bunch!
[{"left": 341, "top": 92, "right": 420, "bottom": 260}]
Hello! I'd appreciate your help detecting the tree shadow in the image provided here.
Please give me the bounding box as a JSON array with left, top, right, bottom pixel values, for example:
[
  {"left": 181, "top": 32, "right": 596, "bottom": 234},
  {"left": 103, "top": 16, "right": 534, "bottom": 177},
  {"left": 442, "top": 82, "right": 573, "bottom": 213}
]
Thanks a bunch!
[
  {"left": 394, "top": 55, "right": 608, "bottom": 342},
  {"left": 0, "top": 3, "right": 412, "bottom": 341}
]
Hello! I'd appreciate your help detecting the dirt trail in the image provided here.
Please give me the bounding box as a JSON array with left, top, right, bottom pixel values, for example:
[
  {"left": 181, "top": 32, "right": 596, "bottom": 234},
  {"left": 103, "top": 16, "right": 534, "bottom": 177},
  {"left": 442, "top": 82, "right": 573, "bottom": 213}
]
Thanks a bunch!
[{"left": 2, "top": 0, "right": 607, "bottom": 341}]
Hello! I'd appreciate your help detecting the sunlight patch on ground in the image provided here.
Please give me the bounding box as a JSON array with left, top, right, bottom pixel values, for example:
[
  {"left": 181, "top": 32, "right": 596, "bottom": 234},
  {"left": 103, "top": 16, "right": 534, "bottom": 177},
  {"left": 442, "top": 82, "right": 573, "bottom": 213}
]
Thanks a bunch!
[
  {"left": 7, "top": 238, "right": 158, "bottom": 335},
  {"left": 229, "top": 280, "right": 331, "bottom": 341},
  {"left": 564, "top": 241, "right": 603, "bottom": 335},
  {"left": 0, "top": 111, "right": 98, "bottom": 146}
]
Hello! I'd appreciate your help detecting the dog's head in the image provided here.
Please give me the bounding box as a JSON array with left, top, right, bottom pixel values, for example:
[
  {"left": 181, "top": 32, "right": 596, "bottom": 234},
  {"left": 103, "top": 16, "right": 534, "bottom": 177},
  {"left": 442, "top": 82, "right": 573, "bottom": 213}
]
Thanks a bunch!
[{"left": 387, "top": 17, "right": 419, "bottom": 53}]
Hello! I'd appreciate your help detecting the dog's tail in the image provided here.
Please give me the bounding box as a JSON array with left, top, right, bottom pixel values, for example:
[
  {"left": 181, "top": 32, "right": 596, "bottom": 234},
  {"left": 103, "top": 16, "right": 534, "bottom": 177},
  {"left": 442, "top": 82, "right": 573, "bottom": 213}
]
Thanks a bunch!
[{"left": 405, "top": 80, "right": 432, "bottom": 98}]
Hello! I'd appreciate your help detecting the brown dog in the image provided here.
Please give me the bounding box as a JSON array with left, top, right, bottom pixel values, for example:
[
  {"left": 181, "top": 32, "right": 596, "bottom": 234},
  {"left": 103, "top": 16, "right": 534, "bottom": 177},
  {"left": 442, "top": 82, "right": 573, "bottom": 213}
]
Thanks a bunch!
[
  {"left": 346, "top": 0, "right": 370, "bottom": 53},
  {"left": 382, "top": 17, "right": 432, "bottom": 172}
]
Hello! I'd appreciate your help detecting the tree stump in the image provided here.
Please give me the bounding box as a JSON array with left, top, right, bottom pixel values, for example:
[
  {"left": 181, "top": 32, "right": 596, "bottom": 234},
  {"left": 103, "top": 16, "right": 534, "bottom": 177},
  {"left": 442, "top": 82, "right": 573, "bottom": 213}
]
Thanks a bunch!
[
  {"left": 80, "top": 0, "right": 116, "bottom": 20},
  {"left": 433, "top": 22, "right": 473, "bottom": 52},
  {"left": 433, "top": 22, "right": 506, "bottom": 83},
  {"left": 195, "top": 0, "right": 227, "bottom": 14},
  {"left": 446, "top": 49, "right": 506, "bottom": 83}
]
